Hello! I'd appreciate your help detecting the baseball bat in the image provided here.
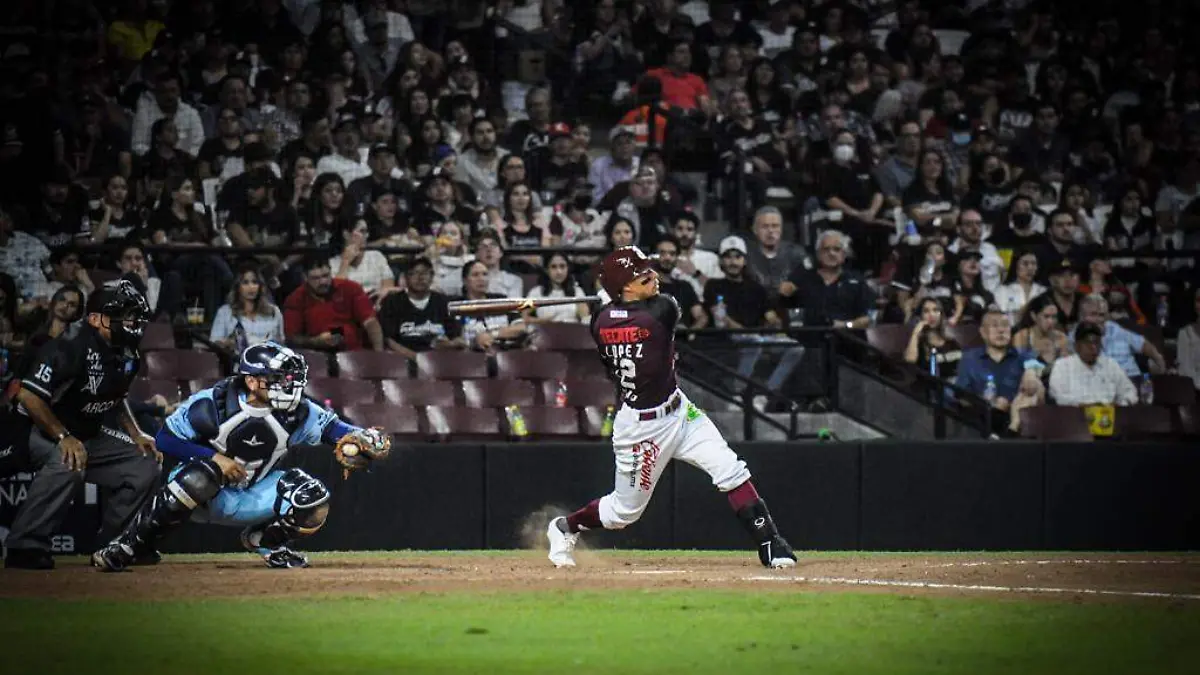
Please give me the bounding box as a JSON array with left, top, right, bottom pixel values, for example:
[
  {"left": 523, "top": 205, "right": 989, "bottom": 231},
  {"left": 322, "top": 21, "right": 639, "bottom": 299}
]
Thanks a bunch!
[{"left": 448, "top": 296, "right": 601, "bottom": 315}]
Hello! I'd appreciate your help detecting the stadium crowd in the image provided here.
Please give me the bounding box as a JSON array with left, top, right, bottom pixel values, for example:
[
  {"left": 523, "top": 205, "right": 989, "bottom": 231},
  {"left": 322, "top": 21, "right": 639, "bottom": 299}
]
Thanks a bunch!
[{"left": 1, "top": 0, "right": 1199, "bottom": 431}]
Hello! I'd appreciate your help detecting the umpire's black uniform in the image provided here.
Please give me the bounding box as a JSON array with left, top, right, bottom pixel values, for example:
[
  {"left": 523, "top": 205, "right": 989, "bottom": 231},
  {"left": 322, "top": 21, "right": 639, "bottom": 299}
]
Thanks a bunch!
[{"left": 4, "top": 288, "right": 160, "bottom": 568}]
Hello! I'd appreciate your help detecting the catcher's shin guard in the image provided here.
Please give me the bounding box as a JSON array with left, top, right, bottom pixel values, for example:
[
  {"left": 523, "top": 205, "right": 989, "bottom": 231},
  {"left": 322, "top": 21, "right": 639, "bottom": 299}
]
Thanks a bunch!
[
  {"left": 241, "top": 468, "right": 330, "bottom": 567},
  {"left": 735, "top": 498, "right": 797, "bottom": 568},
  {"left": 93, "top": 459, "right": 223, "bottom": 572}
]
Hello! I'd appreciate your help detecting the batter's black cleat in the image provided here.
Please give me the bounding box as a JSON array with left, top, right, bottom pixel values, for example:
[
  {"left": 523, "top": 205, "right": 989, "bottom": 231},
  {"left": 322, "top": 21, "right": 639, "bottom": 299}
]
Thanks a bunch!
[
  {"left": 263, "top": 547, "right": 310, "bottom": 569},
  {"left": 91, "top": 543, "right": 135, "bottom": 572},
  {"left": 132, "top": 548, "right": 162, "bottom": 566},
  {"left": 4, "top": 548, "right": 55, "bottom": 570},
  {"left": 758, "top": 535, "right": 797, "bottom": 569}
]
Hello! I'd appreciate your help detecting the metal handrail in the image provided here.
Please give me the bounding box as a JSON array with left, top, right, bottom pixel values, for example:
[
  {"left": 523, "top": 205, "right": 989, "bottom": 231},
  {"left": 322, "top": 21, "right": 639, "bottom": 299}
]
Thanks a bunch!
[{"left": 676, "top": 342, "right": 801, "bottom": 440}]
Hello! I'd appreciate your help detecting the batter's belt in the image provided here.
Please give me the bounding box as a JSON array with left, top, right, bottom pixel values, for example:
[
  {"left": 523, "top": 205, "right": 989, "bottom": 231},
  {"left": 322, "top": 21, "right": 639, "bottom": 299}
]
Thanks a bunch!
[{"left": 636, "top": 392, "right": 682, "bottom": 421}]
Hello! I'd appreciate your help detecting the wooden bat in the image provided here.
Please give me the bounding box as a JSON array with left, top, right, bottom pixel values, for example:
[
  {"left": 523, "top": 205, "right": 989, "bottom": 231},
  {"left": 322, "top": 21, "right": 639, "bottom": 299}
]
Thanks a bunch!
[{"left": 448, "top": 296, "right": 601, "bottom": 315}]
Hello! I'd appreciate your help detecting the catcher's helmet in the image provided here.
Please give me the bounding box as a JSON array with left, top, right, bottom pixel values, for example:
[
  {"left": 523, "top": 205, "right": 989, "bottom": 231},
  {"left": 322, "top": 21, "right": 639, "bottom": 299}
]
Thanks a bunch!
[
  {"left": 599, "top": 246, "right": 656, "bottom": 301},
  {"left": 239, "top": 341, "right": 308, "bottom": 413},
  {"left": 86, "top": 279, "right": 152, "bottom": 347}
]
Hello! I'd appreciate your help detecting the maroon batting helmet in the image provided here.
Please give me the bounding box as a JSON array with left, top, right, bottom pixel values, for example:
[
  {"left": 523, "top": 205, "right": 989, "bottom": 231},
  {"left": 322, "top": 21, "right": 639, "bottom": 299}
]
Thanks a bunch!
[{"left": 599, "top": 246, "right": 655, "bottom": 301}]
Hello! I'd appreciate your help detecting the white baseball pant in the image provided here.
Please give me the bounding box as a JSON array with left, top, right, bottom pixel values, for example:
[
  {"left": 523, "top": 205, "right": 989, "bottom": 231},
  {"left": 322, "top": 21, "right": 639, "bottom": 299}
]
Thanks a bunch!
[{"left": 598, "top": 390, "right": 751, "bottom": 529}]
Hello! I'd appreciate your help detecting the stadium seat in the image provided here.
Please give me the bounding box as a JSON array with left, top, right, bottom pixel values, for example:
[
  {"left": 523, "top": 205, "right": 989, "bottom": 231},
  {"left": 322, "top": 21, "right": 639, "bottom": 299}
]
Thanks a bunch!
[
  {"left": 530, "top": 323, "right": 595, "bottom": 350},
  {"left": 947, "top": 324, "right": 983, "bottom": 349},
  {"left": 425, "top": 406, "right": 504, "bottom": 441},
  {"left": 1018, "top": 405, "right": 1092, "bottom": 441},
  {"left": 509, "top": 406, "right": 582, "bottom": 439},
  {"left": 89, "top": 269, "right": 122, "bottom": 286},
  {"left": 306, "top": 378, "right": 380, "bottom": 408},
  {"left": 866, "top": 324, "right": 909, "bottom": 359},
  {"left": 380, "top": 379, "right": 457, "bottom": 406},
  {"left": 1179, "top": 403, "right": 1200, "bottom": 438},
  {"left": 1150, "top": 374, "right": 1196, "bottom": 406},
  {"left": 336, "top": 351, "right": 414, "bottom": 380},
  {"left": 342, "top": 403, "right": 422, "bottom": 439},
  {"left": 295, "top": 349, "right": 332, "bottom": 377},
  {"left": 143, "top": 350, "right": 222, "bottom": 381},
  {"left": 520, "top": 273, "right": 540, "bottom": 294},
  {"left": 127, "top": 378, "right": 184, "bottom": 404},
  {"left": 539, "top": 379, "right": 616, "bottom": 408},
  {"left": 186, "top": 378, "right": 221, "bottom": 395},
  {"left": 495, "top": 350, "right": 568, "bottom": 381},
  {"left": 415, "top": 351, "right": 489, "bottom": 380},
  {"left": 1113, "top": 405, "right": 1175, "bottom": 440},
  {"left": 461, "top": 379, "right": 537, "bottom": 408},
  {"left": 140, "top": 322, "right": 176, "bottom": 351},
  {"left": 565, "top": 351, "right": 609, "bottom": 380}
]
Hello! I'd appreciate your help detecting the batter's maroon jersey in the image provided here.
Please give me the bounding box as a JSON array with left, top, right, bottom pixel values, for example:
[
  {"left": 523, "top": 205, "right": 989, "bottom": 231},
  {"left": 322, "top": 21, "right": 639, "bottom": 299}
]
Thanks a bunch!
[{"left": 590, "top": 294, "right": 681, "bottom": 409}]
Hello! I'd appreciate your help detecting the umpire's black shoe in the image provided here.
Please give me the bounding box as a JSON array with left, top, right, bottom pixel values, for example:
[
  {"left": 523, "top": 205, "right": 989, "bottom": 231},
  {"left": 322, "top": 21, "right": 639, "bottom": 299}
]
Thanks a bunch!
[
  {"left": 758, "top": 535, "right": 797, "bottom": 569},
  {"left": 132, "top": 548, "right": 162, "bottom": 566},
  {"left": 4, "top": 548, "right": 55, "bottom": 570}
]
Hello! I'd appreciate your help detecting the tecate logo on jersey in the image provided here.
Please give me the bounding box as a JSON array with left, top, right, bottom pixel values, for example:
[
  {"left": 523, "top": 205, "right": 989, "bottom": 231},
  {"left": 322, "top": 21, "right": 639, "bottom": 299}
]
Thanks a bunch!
[
  {"left": 630, "top": 440, "right": 662, "bottom": 492},
  {"left": 599, "top": 327, "right": 651, "bottom": 344}
]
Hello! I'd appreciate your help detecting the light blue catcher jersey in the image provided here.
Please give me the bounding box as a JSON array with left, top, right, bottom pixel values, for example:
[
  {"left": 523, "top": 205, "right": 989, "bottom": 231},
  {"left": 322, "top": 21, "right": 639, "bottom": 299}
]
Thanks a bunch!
[{"left": 165, "top": 377, "right": 339, "bottom": 485}]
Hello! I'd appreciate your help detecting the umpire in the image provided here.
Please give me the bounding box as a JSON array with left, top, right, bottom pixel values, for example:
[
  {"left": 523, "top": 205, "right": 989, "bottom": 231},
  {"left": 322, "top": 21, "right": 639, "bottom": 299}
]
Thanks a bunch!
[{"left": 3, "top": 281, "right": 161, "bottom": 570}]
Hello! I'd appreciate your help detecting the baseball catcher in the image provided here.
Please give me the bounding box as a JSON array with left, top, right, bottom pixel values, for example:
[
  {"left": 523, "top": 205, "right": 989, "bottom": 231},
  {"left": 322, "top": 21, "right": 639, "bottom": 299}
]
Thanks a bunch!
[{"left": 92, "top": 342, "right": 390, "bottom": 571}]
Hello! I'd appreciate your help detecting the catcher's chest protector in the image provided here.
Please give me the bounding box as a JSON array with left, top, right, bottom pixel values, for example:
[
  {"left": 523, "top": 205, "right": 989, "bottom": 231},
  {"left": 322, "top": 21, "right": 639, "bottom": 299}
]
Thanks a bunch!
[{"left": 208, "top": 381, "right": 308, "bottom": 486}]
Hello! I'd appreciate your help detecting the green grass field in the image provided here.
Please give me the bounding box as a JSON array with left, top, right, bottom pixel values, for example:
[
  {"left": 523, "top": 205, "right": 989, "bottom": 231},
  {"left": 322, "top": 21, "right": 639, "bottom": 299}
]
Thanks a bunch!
[{"left": 2, "top": 550, "right": 1197, "bottom": 675}]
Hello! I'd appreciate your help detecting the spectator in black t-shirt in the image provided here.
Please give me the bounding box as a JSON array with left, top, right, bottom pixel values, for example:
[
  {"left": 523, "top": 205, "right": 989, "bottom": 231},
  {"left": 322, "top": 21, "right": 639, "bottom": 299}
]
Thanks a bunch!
[
  {"left": 135, "top": 118, "right": 196, "bottom": 185},
  {"left": 216, "top": 142, "right": 277, "bottom": 215},
  {"left": 901, "top": 149, "right": 959, "bottom": 236},
  {"left": 719, "top": 89, "right": 788, "bottom": 212},
  {"left": 348, "top": 144, "right": 413, "bottom": 213},
  {"left": 280, "top": 109, "right": 333, "bottom": 177},
  {"left": 779, "top": 229, "right": 872, "bottom": 330},
  {"left": 525, "top": 122, "right": 588, "bottom": 204},
  {"left": 365, "top": 182, "right": 417, "bottom": 247},
  {"left": 820, "top": 128, "right": 889, "bottom": 273},
  {"left": 196, "top": 106, "right": 245, "bottom": 179},
  {"left": 30, "top": 168, "right": 92, "bottom": 248},
  {"left": 950, "top": 251, "right": 996, "bottom": 326},
  {"left": 504, "top": 87, "right": 552, "bottom": 154},
  {"left": 703, "top": 235, "right": 804, "bottom": 407},
  {"left": 88, "top": 174, "right": 143, "bottom": 244},
  {"left": 1033, "top": 207, "right": 1088, "bottom": 284},
  {"left": 1009, "top": 101, "right": 1070, "bottom": 183},
  {"left": 225, "top": 167, "right": 300, "bottom": 286},
  {"left": 990, "top": 194, "right": 1048, "bottom": 250},
  {"left": 380, "top": 257, "right": 464, "bottom": 359},
  {"left": 654, "top": 235, "right": 707, "bottom": 329},
  {"left": 693, "top": 1, "right": 763, "bottom": 77},
  {"left": 411, "top": 168, "right": 478, "bottom": 238}
]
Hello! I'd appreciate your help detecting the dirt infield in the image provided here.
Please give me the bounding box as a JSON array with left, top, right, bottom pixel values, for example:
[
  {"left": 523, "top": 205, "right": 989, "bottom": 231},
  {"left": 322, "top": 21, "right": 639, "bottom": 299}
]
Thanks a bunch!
[{"left": 2, "top": 551, "right": 1199, "bottom": 603}]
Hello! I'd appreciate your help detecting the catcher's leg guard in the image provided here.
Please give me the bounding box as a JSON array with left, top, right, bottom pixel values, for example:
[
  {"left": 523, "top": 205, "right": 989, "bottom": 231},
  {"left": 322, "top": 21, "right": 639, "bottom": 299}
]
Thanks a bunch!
[
  {"left": 92, "top": 459, "right": 223, "bottom": 572},
  {"left": 241, "top": 468, "right": 330, "bottom": 568}
]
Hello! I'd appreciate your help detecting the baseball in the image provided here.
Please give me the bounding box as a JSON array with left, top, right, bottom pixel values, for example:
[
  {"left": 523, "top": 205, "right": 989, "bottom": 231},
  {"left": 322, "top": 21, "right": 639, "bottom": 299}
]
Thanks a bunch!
[{"left": 341, "top": 443, "right": 360, "bottom": 457}]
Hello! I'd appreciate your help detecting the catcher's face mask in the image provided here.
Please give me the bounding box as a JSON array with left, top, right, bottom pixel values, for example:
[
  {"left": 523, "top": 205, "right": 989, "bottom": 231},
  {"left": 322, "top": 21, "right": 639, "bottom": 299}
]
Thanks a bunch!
[{"left": 263, "top": 367, "right": 306, "bottom": 413}]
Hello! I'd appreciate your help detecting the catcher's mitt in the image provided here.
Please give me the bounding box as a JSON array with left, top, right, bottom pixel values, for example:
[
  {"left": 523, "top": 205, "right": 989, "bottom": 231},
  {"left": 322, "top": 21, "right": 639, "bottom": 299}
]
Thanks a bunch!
[{"left": 334, "top": 427, "right": 391, "bottom": 475}]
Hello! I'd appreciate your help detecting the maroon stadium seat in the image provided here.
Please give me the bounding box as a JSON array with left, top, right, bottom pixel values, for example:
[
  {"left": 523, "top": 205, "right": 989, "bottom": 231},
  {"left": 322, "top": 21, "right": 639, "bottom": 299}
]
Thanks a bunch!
[
  {"left": 143, "top": 350, "right": 222, "bottom": 381},
  {"left": 380, "top": 379, "right": 458, "bottom": 407},
  {"left": 306, "top": 378, "right": 380, "bottom": 408},
  {"left": 564, "top": 351, "right": 609, "bottom": 380},
  {"left": 342, "top": 403, "right": 422, "bottom": 439},
  {"left": 866, "top": 324, "right": 910, "bottom": 358},
  {"left": 1113, "top": 405, "right": 1175, "bottom": 440},
  {"left": 539, "top": 379, "right": 616, "bottom": 408},
  {"left": 1018, "top": 405, "right": 1092, "bottom": 441},
  {"left": 415, "top": 351, "right": 489, "bottom": 380},
  {"left": 187, "top": 378, "right": 221, "bottom": 395},
  {"left": 511, "top": 406, "right": 582, "bottom": 439},
  {"left": 127, "top": 378, "right": 184, "bottom": 404},
  {"left": 530, "top": 323, "right": 595, "bottom": 351},
  {"left": 425, "top": 406, "right": 504, "bottom": 441},
  {"left": 294, "top": 349, "right": 332, "bottom": 377},
  {"left": 336, "top": 351, "right": 413, "bottom": 380},
  {"left": 140, "top": 322, "right": 176, "bottom": 351},
  {"left": 461, "top": 379, "right": 537, "bottom": 408},
  {"left": 1150, "top": 374, "right": 1196, "bottom": 406},
  {"left": 89, "top": 269, "right": 122, "bottom": 286},
  {"left": 580, "top": 406, "right": 614, "bottom": 438},
  {"left": 947, "top": 324, "right": 983, "bottom": 349},
  {"left": 494, "top": 350, "right": 569, "bottom": 381},
  {"left": 1179, "top": 403, "right": 1200, "bottom": 438}
]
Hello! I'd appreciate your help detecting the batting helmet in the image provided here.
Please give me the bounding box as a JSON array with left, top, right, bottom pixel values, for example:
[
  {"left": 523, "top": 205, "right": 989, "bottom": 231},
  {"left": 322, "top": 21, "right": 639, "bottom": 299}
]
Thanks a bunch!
[{"left": 599, "top": 246, "right": 655, "bottom": 301}]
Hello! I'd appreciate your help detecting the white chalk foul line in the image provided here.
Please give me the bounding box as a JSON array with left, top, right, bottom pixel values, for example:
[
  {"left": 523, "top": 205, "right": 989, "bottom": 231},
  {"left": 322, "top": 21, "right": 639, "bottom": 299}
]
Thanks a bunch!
[
  {"left": 920, "top": 559, "right": 1196, "bottom": 569},
  {"left": 623, "top": 570, "right": 690, "bottom": 575},
  {"left": 744, "top": 575, "right": 1200, "bottom": 601}
]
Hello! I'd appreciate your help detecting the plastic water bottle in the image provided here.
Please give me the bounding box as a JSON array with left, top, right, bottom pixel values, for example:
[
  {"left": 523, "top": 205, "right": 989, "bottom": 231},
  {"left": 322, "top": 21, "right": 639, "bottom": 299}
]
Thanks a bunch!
[
  {"left": 1156, "top": 295, "right": 1169, "bottom": 329},
  {"left": 713, "top": 295, "right": 728, "bottom": 328},
  {"left": 918, "top": 255, "right": 937, "bottom": 286},
  {"left": 505, "top": 405, "right": 528, "bottom": 437},
  {"left": 928, "top": 347, "right": 939, "bottom": 378},
  {"left": 0, "top": 347, "right": 8, "bottom": 379},
  {"left": 983, "top": 374, "right": 997, "bottom": 405},
  {"left": 904, "top": 220, "right": 921, "bottom": 246},
  {"left": 1140, "top": 374, "right": 1154, "bottom": 405},
  {"left": 233, "top": 320, "right": 249, "bottom": 354},
  {"left": 553, "top": 380, "right": 569, "bottom": 408},
  {"left": 817, "top": 428, "right": 836, "bottom": 442},
  {"left": 600, "top": 405, "right": 615, "bottom": 437}
]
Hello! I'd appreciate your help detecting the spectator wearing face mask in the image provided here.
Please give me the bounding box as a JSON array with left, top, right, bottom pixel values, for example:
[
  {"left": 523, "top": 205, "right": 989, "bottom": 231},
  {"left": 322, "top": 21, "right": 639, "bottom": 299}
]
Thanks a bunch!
[
  {"left": 820, "top": 129, "right": 888, "bottom": 274},
  {"left": 989, "top": 195, "right": 1047, "bottom": 250}
]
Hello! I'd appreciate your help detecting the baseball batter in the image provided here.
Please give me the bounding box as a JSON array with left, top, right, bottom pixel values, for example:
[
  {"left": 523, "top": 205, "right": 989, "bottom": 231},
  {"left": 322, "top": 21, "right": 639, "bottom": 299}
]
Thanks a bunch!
[
  {"left": 92, "top": 342, "right": 390, "bottom": 571},
  {"left": 546, "top": 246, "right": 796, "bottom": 568}
]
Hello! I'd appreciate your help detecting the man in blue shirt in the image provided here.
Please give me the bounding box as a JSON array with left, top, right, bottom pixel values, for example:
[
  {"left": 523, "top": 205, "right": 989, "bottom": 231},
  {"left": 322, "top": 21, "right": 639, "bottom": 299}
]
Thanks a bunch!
[
  {"left": 1071, "top": 294, "right": 1166, "bottom": 379},
  {"left": 955, "top": 309, "right": 1037, "bottom": 411}
]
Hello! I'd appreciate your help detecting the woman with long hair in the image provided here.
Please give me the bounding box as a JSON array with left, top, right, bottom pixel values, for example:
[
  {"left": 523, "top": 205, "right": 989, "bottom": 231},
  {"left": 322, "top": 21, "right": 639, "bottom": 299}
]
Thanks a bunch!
[
  {"left": 331, "top": 218, "right": 397, "bottom": 301},
  {"left": 286, "top": 153, "right": 318, "bottom": 212},
  {"left": 1059, "top": 180, "right": 1101, "bottom": 245},
  {"left": 89, "top": 173, "right": 143, "bottom": 243},
  {"left": 904, "top": 241, "right": 954, "bottom": 321},
  {"left": 524, "top": 252, "right": 590, "bottom": 324},
  {"left": 841, "top": 47, "right": 876, "bottom": 116},
  {"left": 1012, "top": 293, "right": 1070, "bottom": 368},
  {"left": 406, "top": 113, "right": 445, "bottom": 176},
  {"left": 428, "top": 220, "right": 474, "bottom": 296},
  {"left": 744, "top": 57, "right": 792, "bottom": 128},
  {"left": 495, "top": 182, "right": 550, "bottom": 268},
  {"left": 1079, "top": 256, "right": 1146, "bottom": 325},
  {"left": 903, "top": 297, "right": 962, "bottom": 379},
  {"left": 708, "top": 44, "right": 747, "bottom": 109},
  {"left": 949, "top": 252, "right": 995, "bottom": 325},
  {"left": 457, "top": 260, "right": 526, "bottom": 352},
  {"left": 209, "top": 265, "right": 284, "bottom": 353},
  {"left": 299, "top": 172, "right": 348, "bottom": 249},
  {"left": 147, "top": 175, "right": 233, "bottom": 321},
  {"left": 604, "top": 216, "right": 636, "bottom": 250},
  {"left": 1102, "top": 185, "right": 1155, "bottom": 281},
  {"left": 902, "top": 148, "right": 959, "bottom": 231},
  {"left": 994, "top": 249, "right": 1046, "bottom": 326}
]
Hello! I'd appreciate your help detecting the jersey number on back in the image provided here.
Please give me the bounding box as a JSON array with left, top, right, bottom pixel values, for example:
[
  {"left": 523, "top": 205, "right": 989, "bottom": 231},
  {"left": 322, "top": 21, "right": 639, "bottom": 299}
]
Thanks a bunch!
[{"left": 617, "top": 358, "right": 637, "bottom": 403}]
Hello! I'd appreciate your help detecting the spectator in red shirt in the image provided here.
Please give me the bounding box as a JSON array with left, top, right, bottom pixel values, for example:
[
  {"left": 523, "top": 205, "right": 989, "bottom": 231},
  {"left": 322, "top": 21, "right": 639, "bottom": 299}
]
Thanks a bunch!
[
  {"left": 642, "top": 39, "right": 717, "bottom": 117},
  {"left": 283, "top": 256, "right": 385, "bottom": 352}
]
